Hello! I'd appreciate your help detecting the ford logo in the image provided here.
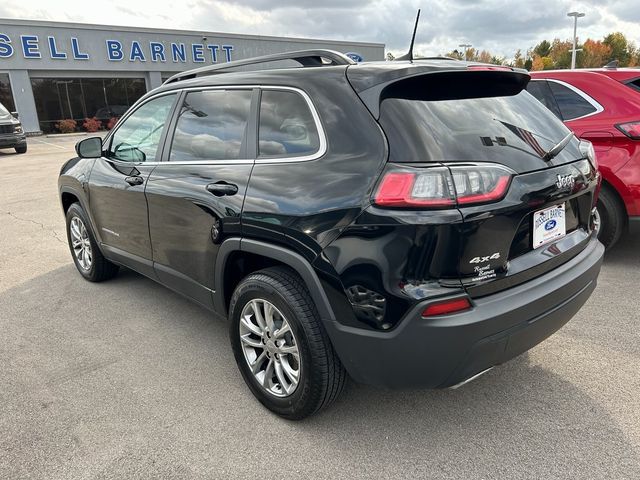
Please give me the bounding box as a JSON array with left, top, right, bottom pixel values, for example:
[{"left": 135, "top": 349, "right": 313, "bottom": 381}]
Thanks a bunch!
[
  {"left": 345, "top": 52, "right": 364, "bottom": 63},
  {"left": 545, "top": 219, "right": 557, "bottom": 231}
]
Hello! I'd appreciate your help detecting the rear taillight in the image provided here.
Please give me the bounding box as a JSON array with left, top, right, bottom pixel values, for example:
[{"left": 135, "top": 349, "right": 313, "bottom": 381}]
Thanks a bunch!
[
  {"left": 374, "top": 164, "right": 513, "bottom": 208},
  {"left": 374, "top": 167, "right": 456, "bottom": 207},
  {"left": 616, "top": 121, "right": 640, "bottom": 140},
  {"left": 579, "top": 139, "right": 598, "bottom": 170}
]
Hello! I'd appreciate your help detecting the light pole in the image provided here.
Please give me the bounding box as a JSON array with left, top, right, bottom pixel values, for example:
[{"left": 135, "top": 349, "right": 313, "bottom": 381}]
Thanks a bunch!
[
  {"left": 567, "top": 11, "right": 585, "bottom": 69},
  {"left": 459, "top": 43, "right": 472, "bottom": 61}
]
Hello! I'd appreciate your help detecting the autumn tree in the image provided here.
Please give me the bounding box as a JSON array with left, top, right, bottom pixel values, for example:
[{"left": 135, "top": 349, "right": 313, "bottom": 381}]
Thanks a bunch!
[
  {"left": 531, "top": 54, "right": 554, "bottom": 71},
  {"left": 549, "top": 39, "right": 573, "bottom": 69},
  {"left": 581, "top": 39, "right": 612, "bottom": 67},
  {"left": 477, "top": 50, "right": 492, "bottom": 63},
  {"left": 512, "top": 49, "right": 525, "bottom": 69}
]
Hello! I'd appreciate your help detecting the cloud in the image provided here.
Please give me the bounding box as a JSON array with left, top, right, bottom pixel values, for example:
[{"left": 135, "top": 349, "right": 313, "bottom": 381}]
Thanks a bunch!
[{"left": 1, "top": 0, "right": 638, "bottom": 60}]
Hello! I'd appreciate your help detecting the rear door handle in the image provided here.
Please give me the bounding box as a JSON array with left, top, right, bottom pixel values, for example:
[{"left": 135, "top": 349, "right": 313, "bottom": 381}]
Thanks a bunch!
[
  {"left": 125, "top": 176, "right": 144, "bottom": 186},
  {"left": 206, "top": 182, "right": 238, "bottom": 196}
]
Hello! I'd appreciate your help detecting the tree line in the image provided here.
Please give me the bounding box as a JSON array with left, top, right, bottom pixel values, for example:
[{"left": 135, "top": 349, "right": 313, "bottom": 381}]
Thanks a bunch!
[{"left": 386, "top": 32, "right": 638, "bottom": 70}]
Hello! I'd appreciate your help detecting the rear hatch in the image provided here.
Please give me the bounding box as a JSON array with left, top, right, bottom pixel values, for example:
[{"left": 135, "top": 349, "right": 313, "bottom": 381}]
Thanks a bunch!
[{"left": 352, "top": 66, "right": 600, "bottom": 297}]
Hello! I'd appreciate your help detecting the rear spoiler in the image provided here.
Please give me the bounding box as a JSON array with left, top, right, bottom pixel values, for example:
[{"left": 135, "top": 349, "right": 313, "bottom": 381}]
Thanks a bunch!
[{"left": 348, "top": 64, "right": 530, "bottom": 118}]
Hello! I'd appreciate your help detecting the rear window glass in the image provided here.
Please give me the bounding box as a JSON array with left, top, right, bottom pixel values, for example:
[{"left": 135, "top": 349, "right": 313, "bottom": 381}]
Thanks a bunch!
[
  {"left": 379, "top": 90, "right": 569, "bottom": 164},
  {"left": 625, "top": 78, "right": 640, "bottom": 92},
  {"left": 258, "top": 90, "right": 320, "bottom": 158},
  {"left": 547, "top": 81, "right": 597, "bottom": 120},
  {"left": 526, "top": 80, "right": 562, "bottom": 119}
]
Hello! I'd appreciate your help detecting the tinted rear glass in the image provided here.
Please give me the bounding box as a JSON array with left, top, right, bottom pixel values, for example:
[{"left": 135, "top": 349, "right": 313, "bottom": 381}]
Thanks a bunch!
[
  {"left": 258, "top": 90, "right": 320, "bottom": 158},
  {"left": 625, "top": 78, "right": 640, "bottom": 92},
  {"left": 547, "top": 81, "right": 597, "bottom": 120},
  {"left": 525, "top": 80, "right": 562, "bottom": 119},
  {"left": 380, "top": 90, "right": 570, "bottom": 164}
]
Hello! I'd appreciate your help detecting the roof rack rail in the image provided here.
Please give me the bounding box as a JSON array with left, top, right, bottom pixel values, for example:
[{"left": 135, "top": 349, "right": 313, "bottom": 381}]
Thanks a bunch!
[{"left": 163, "top": 49, "right": 356, "bottom": 85}]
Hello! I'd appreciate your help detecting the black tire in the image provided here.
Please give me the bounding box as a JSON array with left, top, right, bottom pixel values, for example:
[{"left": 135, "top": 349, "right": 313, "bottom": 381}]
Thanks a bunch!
[
  {"left": 65, "top": 203, "right": 119, "bottom": 282},
  {"left": 596, "top": 185, "right": 625, "bottom": 250},
  {"left": 15, "top": 145, "right": 27, "bottom": 154},
  {"left": 229, "top": 266, "right": 346, "bottom": 420}
]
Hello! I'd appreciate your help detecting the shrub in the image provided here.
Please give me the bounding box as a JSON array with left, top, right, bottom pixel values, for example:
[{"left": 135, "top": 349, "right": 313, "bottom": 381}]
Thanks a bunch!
[
  {"left": 83, "top": 117, "right": 101, "bottom": 133},
  {"left": 107, "top": 117, "right": 120, "bottom": 130},
  {"left": 56, "top": 119, "right": 77, "bottom": 134}
]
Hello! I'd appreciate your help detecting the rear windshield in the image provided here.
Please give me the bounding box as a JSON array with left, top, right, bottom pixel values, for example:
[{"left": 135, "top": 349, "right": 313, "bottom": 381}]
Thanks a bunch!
[
  {"left": 380, "top": 90, "right": 570, "bottom": 163},
  {"left": 625, "top": 78, "right": 640, "bottom": 92}
]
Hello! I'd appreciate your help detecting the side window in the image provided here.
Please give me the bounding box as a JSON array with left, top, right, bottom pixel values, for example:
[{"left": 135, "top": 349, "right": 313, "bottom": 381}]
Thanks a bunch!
[
  {"left": 547, "top": 81, "right": 598, "bottom": 121},
  {"left": 526, "top": 80, "right": 562, "bottom": 120},
  {"left": 108, "top": 93, "right": 176, "bottom": 162},
  {"left": 258, "top": 90, "right": 320, "bottom": 158},
  {"left": 169, "top": 90, "right": 252, "bottom": 161}
]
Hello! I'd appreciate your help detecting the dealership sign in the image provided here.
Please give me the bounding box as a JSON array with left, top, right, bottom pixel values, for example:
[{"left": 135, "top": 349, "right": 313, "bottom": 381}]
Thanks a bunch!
[{"left": 0, "top": 33, "right": 234, "bottom": 63}]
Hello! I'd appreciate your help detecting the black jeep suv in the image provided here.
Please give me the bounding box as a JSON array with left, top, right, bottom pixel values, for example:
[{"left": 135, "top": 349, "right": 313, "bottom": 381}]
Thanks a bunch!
[
  {"left": 0, "top": 102, "right": 27, "bottom": 154},
  {"left": 59, "top": 50, "right": 604, "bottom": 419}
]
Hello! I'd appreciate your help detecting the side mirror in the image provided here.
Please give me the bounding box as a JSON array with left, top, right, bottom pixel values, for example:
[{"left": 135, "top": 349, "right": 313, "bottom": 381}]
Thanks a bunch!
[
  {"left": 10, "top": 111, "right": 19, "bottom": 119},
  {"left": 76, "top": 137, "right": 103, "bottom": 158}
]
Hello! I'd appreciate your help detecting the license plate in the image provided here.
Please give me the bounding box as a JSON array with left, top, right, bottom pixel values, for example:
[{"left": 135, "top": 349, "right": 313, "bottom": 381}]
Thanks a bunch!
[{"left": 533, "top": 203, "right": 566, "bottom": 249}]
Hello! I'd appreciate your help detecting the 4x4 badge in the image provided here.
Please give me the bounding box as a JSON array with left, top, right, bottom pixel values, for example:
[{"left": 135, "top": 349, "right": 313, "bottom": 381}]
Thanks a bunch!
[{"left": 469, "top": 253, "right": 501, "bottom": 264}]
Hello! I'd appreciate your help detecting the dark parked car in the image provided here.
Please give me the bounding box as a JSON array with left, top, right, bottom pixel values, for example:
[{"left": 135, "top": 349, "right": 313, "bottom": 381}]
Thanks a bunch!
[
  {"left": 0, "top": 102, "right": 26, "bottom": 154},
  {"left": 58, "top": 50, "right": 604, "bottom": 419},
  {"left": 94, "top": 105, "right": 129, "bottom": 121},
  {"left": 529, "top": 68, "right": 640, "bottom": 248}
]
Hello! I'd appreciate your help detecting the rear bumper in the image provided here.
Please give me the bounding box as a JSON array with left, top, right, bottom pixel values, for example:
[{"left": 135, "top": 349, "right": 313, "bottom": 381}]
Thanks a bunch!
[
  {"left": 629, "top": 217, "right": 640, "bottom": 235},
  {"left": 0, "top": 134, "right": 26, "bottom": 148},
  {"left": 328, "top": 236, "right": 604, "bottom": 388}
]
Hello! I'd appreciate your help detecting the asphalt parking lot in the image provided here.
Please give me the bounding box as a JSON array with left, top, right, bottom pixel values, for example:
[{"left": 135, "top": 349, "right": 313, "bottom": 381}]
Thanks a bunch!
[{"left": 1, "top": 135, "right": 639, "bottom": 479}]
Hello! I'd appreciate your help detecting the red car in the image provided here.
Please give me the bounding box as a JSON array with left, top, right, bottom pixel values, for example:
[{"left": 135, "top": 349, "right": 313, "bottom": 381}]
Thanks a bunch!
[{"left": 528, "top": 68, "right": 640, "bottom": 248}]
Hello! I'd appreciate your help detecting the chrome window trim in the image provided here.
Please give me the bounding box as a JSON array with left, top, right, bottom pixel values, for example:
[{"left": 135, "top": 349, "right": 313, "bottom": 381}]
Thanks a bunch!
[
  {"left": 543, "top": 78, "right": 604, "bottom": 121},
  {"left": 102, "top": 84, "right": 327, "bottom": 167}
]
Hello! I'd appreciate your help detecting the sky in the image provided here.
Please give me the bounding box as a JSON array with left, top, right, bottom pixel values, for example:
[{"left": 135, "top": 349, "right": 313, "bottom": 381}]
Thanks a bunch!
[{"left": 0, "top": 0, "right": 638, "bottom": 60}]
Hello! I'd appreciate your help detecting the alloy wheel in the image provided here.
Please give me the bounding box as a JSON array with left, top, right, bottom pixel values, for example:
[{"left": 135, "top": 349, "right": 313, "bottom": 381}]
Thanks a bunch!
[
  {"left": 593, "top": 206, "right": 602, "bottom": 237},
  {"left": 239, "top": 298, "right": 301, "bottom": 398},
  {"left": 70, "top": 216, "right": 92, "bottom": 270}
]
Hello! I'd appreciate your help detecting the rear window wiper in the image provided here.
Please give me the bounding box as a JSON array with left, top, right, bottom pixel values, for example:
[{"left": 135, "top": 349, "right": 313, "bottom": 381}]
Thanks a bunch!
[{"left": 544, "top": 131, "right": 574, "bottom": 161}]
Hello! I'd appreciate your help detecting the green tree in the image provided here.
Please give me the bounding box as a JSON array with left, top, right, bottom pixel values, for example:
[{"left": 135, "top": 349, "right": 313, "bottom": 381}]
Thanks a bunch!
[
  {"left": 533, "top": 40, "right": 551, "bottom": 57},
  {"left": 603, "top": 32, "right": 632, "bottom": 66}
]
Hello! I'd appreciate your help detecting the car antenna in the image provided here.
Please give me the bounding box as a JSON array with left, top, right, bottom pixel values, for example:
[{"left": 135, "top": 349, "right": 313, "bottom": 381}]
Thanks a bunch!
[
  {"left": 395, "top": 9, "right": 421, "bottom": 61},
  {"left": 603, "top": 60, "right": 618, "bottom": 69}
]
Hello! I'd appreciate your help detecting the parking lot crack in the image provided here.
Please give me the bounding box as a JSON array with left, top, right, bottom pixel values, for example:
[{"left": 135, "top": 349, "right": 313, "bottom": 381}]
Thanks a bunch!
[{"left": 3, "top": 210, "right": 66, "bottom": 244}]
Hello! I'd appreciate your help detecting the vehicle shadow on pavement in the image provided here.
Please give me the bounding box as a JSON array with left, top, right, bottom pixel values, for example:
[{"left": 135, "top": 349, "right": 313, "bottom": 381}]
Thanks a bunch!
[
  {"left": 602, "top": 231, "right": 640, "bottom": 267},
  {"left": 1, "top": 263, "right": 638, "bottom": 479}
]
